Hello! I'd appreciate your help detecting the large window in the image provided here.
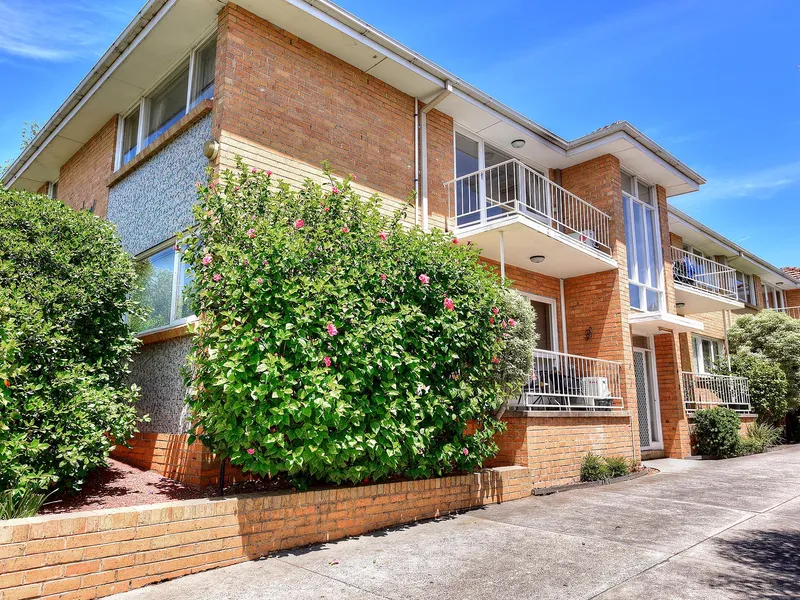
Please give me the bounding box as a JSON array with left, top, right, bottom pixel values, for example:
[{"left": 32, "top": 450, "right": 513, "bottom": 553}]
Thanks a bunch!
[
  {"left": 692, "top": 335, "right": 724, "bottom": 374},
  {"left": 735, "top": 270, "right": 755, "bottom": 304},
  {"left": 763, "top": 282, "right": 785, "bottom": 309},
  {"left": 130, "top": 245, "right": 193, "bottom": 334},
  {"left": 117, "top": 35, "right": 216, "bottom": 169},
  {"left": 528, "top": 296, "right": 558, "bottom": 352},
  {"left": 622, "top": 171, "right": 663, "bottom": 312}
]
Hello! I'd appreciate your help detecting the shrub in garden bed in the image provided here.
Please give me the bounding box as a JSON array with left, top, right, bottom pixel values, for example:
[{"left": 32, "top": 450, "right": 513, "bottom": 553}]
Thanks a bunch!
[
  {"left": 580, "top": 453, "right": 632, "bottom": 482},
  {"left": 692, "top": 407, "right": 742, "bottom": 458},
  {"left": 0, "top": 189, "right": 143, "bottom": 502},
  {"left": 181, "top": 160, "right": 534, "bottom": 489}
]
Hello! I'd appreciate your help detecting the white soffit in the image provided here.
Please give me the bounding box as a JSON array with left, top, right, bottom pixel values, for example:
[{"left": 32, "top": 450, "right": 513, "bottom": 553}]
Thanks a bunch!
[{"left": 629, "top": 311, "right": 704, "bottom": 336}]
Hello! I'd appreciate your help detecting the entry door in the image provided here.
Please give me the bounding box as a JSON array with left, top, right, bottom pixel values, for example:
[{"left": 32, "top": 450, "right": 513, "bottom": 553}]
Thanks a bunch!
[{"left": 633, "top": 348, "right": 662, "bottom": 450}]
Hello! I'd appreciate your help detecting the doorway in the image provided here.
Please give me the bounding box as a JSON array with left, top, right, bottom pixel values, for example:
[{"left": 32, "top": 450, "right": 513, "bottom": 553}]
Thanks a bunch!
[{"left": 633, "top": 344, "right": 663, "bottom": 450}]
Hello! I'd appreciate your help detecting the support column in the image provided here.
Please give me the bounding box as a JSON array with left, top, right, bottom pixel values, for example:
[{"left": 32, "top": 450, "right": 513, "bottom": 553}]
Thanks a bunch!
[{"left": 654, "top": 332, "right": 692, "bottom": 457}]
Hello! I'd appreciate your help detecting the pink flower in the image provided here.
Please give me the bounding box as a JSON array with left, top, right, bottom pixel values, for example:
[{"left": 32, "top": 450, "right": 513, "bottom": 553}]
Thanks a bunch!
[
  {"left": 173, "top": 244, "right": 179, "bottom": 251},
  {"left": 202, "top": 254, "right": 213, "bottom": 266},
  {"left": 341, "top": 226, "right": 350, "bottom": 233},
  {"left": 327, "top": 323, "right": 338, "bottom": 337},
  {"left": 332, "top": 186, "right": 340, "bottom": 195},
  {"left": 247, "top": 228, "right": 256, "bottom": 238},
  {"left": 266, "top": 170, "right": 272, "bottom": 177},
  {"left": 379, "top": 231, "right": 389, "bottom": 241},
  {"left": 419, "top": 274, "right": 430, "bottom": 285},
  {"left": 244, "top": 258, "right": 250, "bottom": 265},
  {"left": 452, "top": 238, "right": 459, "bottom": 245},
  {"left": 294, "top": 219, "right": 305, "bottom": 229},
  {"left": 351, "top": 174, "right": 357, "bottom": 181},
  {"left": 380, "top": 273, "right": 387, "bottom": 281},
  {"left": 251, "top": 168, "right": 258, "bottom": 174},
  {"left": 508, "top": 318, "right": 516, "bottom": 327},
  {"left": 213, "top": 273, "right": 222, "bottom": 282},
  {"left": 263, "top": 259, "right": 269, "bottom": 266},
  {"left": 492, "top": 356, "right": 500, "bottom": 364},
  {"left": 492, "top": 307, "right": 499, "bottom": 315},
  {"left": 467, "top": 241, "right": 473, "bottom": 246},
  {"left": 324, "top": 206, "right": 330, "bottom": 212},
  {"left": 489, "top": 317, "right": 495, "bottom": 325},
  {"left": 502, "top": 320, "right": 507, "bottom": 329},
  {"left": 323, "top": 356, "right": 331, "bottom": 368},
  {"left": 462, "top": 448, "right": 469, "bottom": 456},
  {"left": 254, "top": 336, "right": 260, "bottom": 342},
  {"left": 444, "top": 297, "right": 455, "bottom": 311},
  {"left": 247, "top": 448, "right": 255, "bottom": 455},
  {"left": 257, "top": 277, "right": 263, "bottom": 284}
]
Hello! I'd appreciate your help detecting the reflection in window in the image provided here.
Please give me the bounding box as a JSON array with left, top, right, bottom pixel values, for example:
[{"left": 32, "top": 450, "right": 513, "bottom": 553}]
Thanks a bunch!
[
  {"left": 130, "top": 246, "right": 193, "bottom": 334},
  {"left": 622, "top": 171, "right": 663, "bottom": 312}
]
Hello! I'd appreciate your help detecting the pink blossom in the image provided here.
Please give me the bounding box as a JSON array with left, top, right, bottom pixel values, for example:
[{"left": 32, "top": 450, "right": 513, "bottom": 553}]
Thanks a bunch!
[
  {"left": 332, "top": 186, "right": 340, "bottom": 195},
  {"left": 327, "top": 322, "right": 338, "bottom": 337},
  {"left": 341, "top": 226, "right": 350, "bottom": 233},
  {"left": 444, "top": 297, "right": 455, "bottom": 311},
  {"left": 379, "top": 231, "right": 389, "bottom": 241},
  {"left": 251, "top": 168, "right": 258, "bottom": 174},
  {"left": 452, "top": 238, "right": 459, "bottom": 245},
  {"left": 462, "top": 448, "right": 469, "bottom": 456},
  {"left": 323, "top": 356, "right": 332, "bottom": 368},
  {"left": 263, "top": 259, "right": 269, "bottom": 266},
  {"left": 380, "top": 273, "right": 387, "bottom": 281},
  {"left": 467, "top": 241, "right": 473, "bottom": 246},
  {"left": 492, "top": 356, "right": 500, "bottom": 364},
  {"left": 213, "top": 274, "right": 222, "bottom": 282},
  {"left": 247, "top": 228, "right": 256, "bottom": 238},
  {"left": 294, "top": 219, "right": 305, "bottom": 229},
  {"left": 247, "top": 448, "right": 255, "bottom": 455},
  {"left": 492, "top": 307, "right": 499, "bottom": 315},
  {"left": 502, "top": 320, "right": 507, "bottom": 329},
  {"left": 351, "top": 174, "right": 357, "bottom": 181},
  {"left": 419, "top": 273, "right": 430, "bottom": 285},
  {"left": 508, "top": 318, "right": 516, "bottom": 327},
  {"left": 266, "top": 170, "right": 272, "bottom": 177},
  {"left": 254, "top": 336, "right": 260, "bottom": 342},
  {"left": 489, "top": 317, "right": 495, "bottom": 325},
  {"left": 202, "top": 254, "right": 213, "bottom": 266},
  {"left": 257, "top": 277, "right": 263, "bottom": 284},
  {"left": 324, "top": 206, "right": 330, "bottom": 212},
  {"left": 173, "top": 244, "right": 179, "bottom": 251},
  {"left": 244, "top": 258, "right": 250, "bottom": 265}
]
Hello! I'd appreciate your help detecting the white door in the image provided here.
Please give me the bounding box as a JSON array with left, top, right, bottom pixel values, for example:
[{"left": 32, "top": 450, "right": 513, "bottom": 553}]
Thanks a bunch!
[{"left": 633, "top": 348, "right": 662, "bottom": 450}]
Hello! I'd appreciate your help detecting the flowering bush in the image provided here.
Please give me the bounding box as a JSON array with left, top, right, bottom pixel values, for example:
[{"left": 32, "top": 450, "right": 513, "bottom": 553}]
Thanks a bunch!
[
  {"left": 181, "top": 160, "right": 526, "bottom": 487},
  {"left": 0, "top": 189, "right": 142, "bottom": 495}
]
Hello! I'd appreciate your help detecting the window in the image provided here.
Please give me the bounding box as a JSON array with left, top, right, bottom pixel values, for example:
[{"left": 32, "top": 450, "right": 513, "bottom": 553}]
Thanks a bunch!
[
  {"left": 130, "top": 244, "right": 193, "bottom": 334},
  {"left": 693, "top": 335, "right": 724, "bottom": 374},
  {"left": 48, "top": 180, "right": 58, "bottom": 200},
  {"left": 529, "top": 298, "right": 557, "bottom": 352},
  {"left": 622, "top": 171, "right": 663, "bottom": 312},
  {"left": 762, "top": 282, "right": 785, "bottom": 309},
  {"left": 117, "top": 35, "right": 216, "bottom": 169},
  {"left": 735, "top": 270, "right": 755, "bottom": 304}
]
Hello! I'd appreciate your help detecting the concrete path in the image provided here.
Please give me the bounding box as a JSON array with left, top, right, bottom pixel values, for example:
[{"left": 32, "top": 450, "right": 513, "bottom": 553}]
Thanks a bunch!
[{"left": 114, "top": 446, "right": 800, "bottom": 600}]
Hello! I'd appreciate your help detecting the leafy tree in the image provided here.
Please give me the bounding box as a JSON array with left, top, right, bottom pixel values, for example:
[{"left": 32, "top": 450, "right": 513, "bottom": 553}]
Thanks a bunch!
[
  {"left": 0, "top": 189, "right": 143, "bottom": 495},
  {"left": 727, "top": 310, "right": 800, "bottom": 405},
  {"left": 1, "top": 120, "right": 40, "bottom": 179},
  {"left": 715, "top": 349, "right": 789, "bottom": 423},
  {"left": 492, "top": 288, "right": 536, "bottom": 414},
  {"left": 181, "top": 160, "right": 528, "bottom": 488}
]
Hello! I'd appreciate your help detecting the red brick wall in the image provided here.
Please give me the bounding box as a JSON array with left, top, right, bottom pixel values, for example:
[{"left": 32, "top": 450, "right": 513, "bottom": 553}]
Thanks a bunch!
[
  {"left": 213, "top": 4, "right": 426, "bottom": 205},
  {"left": 57, "top": 116, "right": 118, "bottom": 218},
  {"left": 0, "top": 467, "right": 530, "bottom": 600},
  {"left": 425, "top": 107, "right": 454, "bottom": 219},
  {"left": 654, "top": 332, "right": 691, "bottom": 457},
  {"left": 785, "top": 288, "right": 800, "bottom": 308}
]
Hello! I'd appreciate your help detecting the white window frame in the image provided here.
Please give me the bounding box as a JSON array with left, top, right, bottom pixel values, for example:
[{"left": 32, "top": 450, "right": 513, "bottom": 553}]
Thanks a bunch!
[
  {"left": 692, "top": 334, "right": 725, "bottom": 374},
  {"left": 47, "top": 180, "right": 58, "bottom": 200},
  {"left": 622, "top": 169, "right": 664, "bottom": 312},
  {"left": 133, "top": 239, "right": 195, "bottom": 336},
  {"left": 521, "top": 292, "right": 559, "bottom": 353},
  {"left": 115, "top": 33, "right": 216, "bottom": 171},
  {"left": 762, "top": 282, "right": 785, "bottom": 309},
  {"left": 735, "top": 270, "right": 755, "bottom": 305}
]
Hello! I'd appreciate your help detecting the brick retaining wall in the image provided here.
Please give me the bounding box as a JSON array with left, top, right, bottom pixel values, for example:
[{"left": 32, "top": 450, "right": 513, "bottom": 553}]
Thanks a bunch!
[{"left": 0, "top": 466, "right": 530, "bottom": 600}]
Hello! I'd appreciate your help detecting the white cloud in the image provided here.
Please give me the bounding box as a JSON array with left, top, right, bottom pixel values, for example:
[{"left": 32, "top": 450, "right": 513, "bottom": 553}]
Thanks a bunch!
[
  {"left": 678, "top": 160, "right": 800, "bottom": 204},
  {"left": 0, "top": 0, "right": 134, "bottom": 61}
]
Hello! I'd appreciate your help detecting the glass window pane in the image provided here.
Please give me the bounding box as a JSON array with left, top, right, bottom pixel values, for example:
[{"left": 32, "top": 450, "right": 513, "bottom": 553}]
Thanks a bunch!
[
  {"left": 623, "top": 198, "right": 635, "bottom": 278},
  {"left": 646, "top": 289, "right": 660, "bottom": 312},
  {"left": 530, "top": 300, "right": 553, "bottom": 351},
  {"left": 145, "top": 65, "right": 189, "bottom": 148},
  {"left": 121, "top": 111, "right": 140, "bottom": 166},
  {"left": 455, "top": 133, "right": 480, "bottom": 226},
  {"left": 132, "top": 248, "right": 176, "bottom": 332},
  {"left": 177, "top": 258, "right": 194, "bottom": 319},
  {"left": 637, "top": 182, "right": 652, "bottom": 206},
  {"left": 644, "top": 207, "right": 659, "bottom": 288},
  {"left": 629, "top": 283, "right": 641, "bottom": 310},
  {"left": 621, "top": 172, "right": 633, "bottom": 195},
  {"left": 191, "top": 38, "right": 216, "bottom": 108},
  {"left": 633, "top": 201, "right": 647, "bottom": 285}
]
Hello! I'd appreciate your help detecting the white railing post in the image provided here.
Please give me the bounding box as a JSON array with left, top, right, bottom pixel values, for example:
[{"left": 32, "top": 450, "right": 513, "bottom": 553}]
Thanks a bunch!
[
  {"left": 681, "top": 371, "right": 752, "bottom": 414},
  {"left": 671, "top": 246, "right": 738, "bottom": 300}
]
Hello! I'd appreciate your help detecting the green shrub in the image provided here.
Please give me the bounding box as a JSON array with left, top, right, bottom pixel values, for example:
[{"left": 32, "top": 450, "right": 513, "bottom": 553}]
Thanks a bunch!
[
  {"left": 736, "top": 437, "right": 765, "bottom": 456},
  {"left": 181, "top": 161, "right": 525, "bottom": 488},
  {"left": 0, "top": 487, "right": 47, "bottom": 520},
  {"left": 580, "top": 453, "right": 609, "bottom": 482},
  {"left": 692, "top": 407, "right": 741, "bottom": 458},
  {"left": 715, "top": 349, "right": 789, "bottom": 423},
  {"left": 492, "top": 288, "right": 537, "bottom": 400},
  {"left": 604, "top": 456, "right": 632, "bottom": 478},
  {"left": 742, "top": 422, "right": 782, "bottom": 451},
  {"left": 0, "top": 189, "right": 142, "bottom": 495}
]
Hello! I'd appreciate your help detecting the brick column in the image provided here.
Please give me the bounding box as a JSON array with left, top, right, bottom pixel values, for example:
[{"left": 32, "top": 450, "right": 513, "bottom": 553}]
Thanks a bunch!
[{"left": 654, "top": 332, "right": 692, "bottom": 457}]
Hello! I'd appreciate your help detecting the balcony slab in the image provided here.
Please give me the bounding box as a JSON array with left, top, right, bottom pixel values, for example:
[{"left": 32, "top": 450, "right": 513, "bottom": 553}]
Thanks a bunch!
[{"left": 674, "top": 282, "right": 745, "bottom": 315}]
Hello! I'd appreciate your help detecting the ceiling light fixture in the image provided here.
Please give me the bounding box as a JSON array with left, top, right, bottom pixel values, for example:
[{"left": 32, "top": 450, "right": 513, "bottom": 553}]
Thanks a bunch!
[
  {"left": 676, "top": 302, "right": 686, "bottom": 309},
  {"left": 511, "top": 139, "right": 526, "bottom": 149},
  {"left": 529, "top": 255, "right": 545, "bottom": 264}
]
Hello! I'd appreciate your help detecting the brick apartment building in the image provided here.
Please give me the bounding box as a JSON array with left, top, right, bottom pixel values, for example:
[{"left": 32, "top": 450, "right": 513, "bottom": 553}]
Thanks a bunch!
[{"left": 4, "top": 0, "right": 799, "bottom": 489}]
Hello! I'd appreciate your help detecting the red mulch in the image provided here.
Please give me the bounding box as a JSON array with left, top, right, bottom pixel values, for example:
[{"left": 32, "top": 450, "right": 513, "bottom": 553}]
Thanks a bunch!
[{"left": 39, "top": 459, "right": 207, "bottom": 515}]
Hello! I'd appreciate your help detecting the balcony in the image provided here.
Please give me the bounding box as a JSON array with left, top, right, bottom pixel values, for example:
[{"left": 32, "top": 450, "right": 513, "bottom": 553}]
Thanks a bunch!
[
  {"left": 508, "top": 349, "right": 624, "bottom": 412},
  {"left": 772, "top": 307, "right": 800, "bottom": 319},
  {"left": 682, "top": 372, "right": 752, "bottom": 414},
  {"left": 444, "top": 160, "right": 617, "bottom": 278},
  {"left": 671, "top": 247, "right": 744, "bottom": 314}
]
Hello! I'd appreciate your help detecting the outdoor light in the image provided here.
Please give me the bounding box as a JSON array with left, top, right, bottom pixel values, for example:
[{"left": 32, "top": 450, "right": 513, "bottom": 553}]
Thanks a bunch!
[
  {"left": 776, "top": 282, "right": 784, "bottom": 286},
  {"left": 203, "top": 139, "right": 219, "bottom": 160},
  {"left": 511, "top": 139, "right": 526, "bottom": 149},
  {"left": 676, "top": 302, "right": 686, "bottom": 309},
  {"left": 529, "top": 255, "right": 545, "bottom": 264}
]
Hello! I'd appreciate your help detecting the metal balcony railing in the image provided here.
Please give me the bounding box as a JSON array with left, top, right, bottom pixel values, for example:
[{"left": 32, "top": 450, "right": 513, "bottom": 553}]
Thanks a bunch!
[
  {"left": 510, "top": 349, "right": 624, "bottom": 411},
  {"left": 682, "top": 372, "right": 752, "bottom": 414},
  {"left": 772, "top": 306, "right": 800, "bottom": 319},
  {"left": 444, "top": 159, "right": 612, "bottom": 256},
  {"left": 671, "top": 247, "right": 738, "bottom": 301}
]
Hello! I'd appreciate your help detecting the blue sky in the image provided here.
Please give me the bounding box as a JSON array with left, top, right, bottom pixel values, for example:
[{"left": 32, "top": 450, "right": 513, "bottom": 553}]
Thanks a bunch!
[{"left": 1, "top": 0, "right": 798, "bottom": 267}]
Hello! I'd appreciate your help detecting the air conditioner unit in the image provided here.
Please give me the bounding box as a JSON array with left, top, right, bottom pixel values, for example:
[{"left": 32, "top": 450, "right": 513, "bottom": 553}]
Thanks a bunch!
[
  {"left": 568, "top": 230, "right": 600, "bottom": 250},
  {"left": 581, "top": 377, "right": 611, "bottom": 402}
]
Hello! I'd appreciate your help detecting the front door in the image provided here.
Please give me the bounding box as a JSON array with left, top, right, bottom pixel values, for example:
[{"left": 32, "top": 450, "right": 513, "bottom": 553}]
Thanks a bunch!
[{"left": 633, "top": 348, "right": 662, "bottom": 450}]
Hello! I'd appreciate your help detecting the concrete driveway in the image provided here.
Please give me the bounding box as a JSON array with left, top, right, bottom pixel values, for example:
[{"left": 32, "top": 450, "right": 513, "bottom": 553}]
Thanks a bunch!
[{"left": 114, "top": 446, "right": 800, "bottom": 600}]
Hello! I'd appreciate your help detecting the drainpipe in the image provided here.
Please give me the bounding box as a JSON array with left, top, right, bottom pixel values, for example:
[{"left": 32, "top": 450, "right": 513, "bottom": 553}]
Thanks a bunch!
[
  {"left": 420, "top": 81, "right": 453, "bottom": 231},
  {"left": 414, "top": 98, "right": 420, "bottom": 226},
  {"left": 560, "top": 279, "right": 568, "bottom": 353},
  {"left": 499, "top": 231, "right": 505, "bottom": 283},
  {"left": 723, "top": 310, "right": 732, "bottom": 370}
]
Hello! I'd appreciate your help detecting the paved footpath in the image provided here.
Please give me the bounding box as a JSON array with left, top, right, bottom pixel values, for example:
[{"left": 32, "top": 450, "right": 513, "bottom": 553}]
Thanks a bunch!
[{"left": 114, "top": 446, "right": 800, "bottom": 600}]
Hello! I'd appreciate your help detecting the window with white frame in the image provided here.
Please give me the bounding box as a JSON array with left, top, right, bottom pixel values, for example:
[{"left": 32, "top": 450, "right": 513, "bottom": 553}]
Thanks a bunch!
[
  {"left": 692, "top": 335, "right": 724, "bottom": 374},
  {"left": 762, "top": 282, "right": 785, "bottom": 309},
  {"left": 622, "top": 171, "right": 663, "bottom": 312},
  {"left": 527, "top": 296, "right": 558, "bottom": 352},
  {"left": 130, "top": 244, "right": 193, "bottom": 334},
  {"left": 48, "top": 180, "right": 58, "bottom": 200},
  {"left": 117, "top": 35, "right": 216, "bottom": 169},
  {"left": 735, "top": 270, "right": 755, "bottom": 304}
]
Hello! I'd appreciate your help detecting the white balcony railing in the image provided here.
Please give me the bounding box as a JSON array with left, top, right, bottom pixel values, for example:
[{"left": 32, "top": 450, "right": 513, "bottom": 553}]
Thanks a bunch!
[
  {"left": 671, "top": 247, "right": 738, "bottom": 301},
  {"left": 682, "top": 372, "right": 752, "bottom": 414},
  {"left": 445, "top": 159, "right": 612, "bottom": 256},
  {"left": 510, "top": 349, "right": 624, "bottom": 411},
  {"left": 772, "top": 306, "right": 800, "bottom": 319}
]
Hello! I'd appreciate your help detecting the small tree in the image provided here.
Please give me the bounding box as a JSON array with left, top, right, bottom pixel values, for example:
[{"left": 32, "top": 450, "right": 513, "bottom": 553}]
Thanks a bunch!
[
  {"left": 727, "top": 311, "right": 800, "bottom": 405},
  {"left": 492, "top": 288, "right": 536, "bottom": 415},
  {"left": 715, "top": 349, "right": 789, "bottom": 423},
  {"left": 692, "top": 407, "right": 741, "bottom": 458},
  {"left": 181, "top": 160, "right": 529, "bottom": 488},
  {"left": 0, "top": 189, "right": 142, "bottom": 495}
]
